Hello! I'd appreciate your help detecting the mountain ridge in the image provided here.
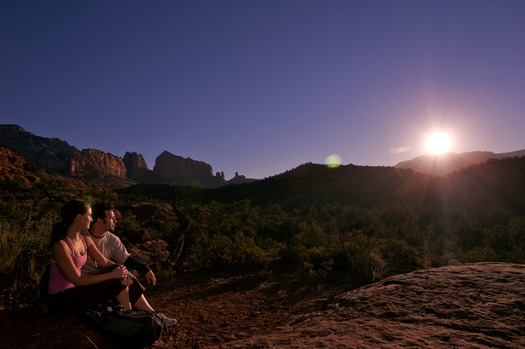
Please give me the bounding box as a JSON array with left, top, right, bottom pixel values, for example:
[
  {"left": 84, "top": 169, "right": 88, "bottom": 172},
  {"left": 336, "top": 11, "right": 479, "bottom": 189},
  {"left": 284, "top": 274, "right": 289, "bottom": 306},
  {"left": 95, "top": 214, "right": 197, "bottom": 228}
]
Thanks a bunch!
[
  {"left": 395, "top": 149, "right": 525, "bottom": 176},
  {"left": 2, "top": 124, "right": 524, "bottom": 187},
  {"left": 0, "top": 124, "right": 256, "bottom": 188}
]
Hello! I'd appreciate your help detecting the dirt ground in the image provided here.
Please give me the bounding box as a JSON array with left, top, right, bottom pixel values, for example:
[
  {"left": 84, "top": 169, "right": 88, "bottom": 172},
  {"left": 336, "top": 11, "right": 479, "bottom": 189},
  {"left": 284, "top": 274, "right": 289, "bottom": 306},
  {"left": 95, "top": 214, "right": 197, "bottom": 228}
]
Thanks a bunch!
[
  {"left": 1, "top": 263, "right": 524, "bottom": 349},
  {"left": 0, "top": 270, "right": 343, "bottom": 349}
]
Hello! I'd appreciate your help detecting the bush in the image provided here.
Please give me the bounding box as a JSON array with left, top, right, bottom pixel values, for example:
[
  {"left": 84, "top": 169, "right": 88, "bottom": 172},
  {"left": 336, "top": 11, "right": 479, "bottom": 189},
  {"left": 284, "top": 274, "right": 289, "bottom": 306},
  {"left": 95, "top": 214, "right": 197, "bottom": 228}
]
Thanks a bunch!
[
  {"left": 379, "top": 239, "right": 421, "bottom": 275},
  {"left": 182, "top": 229, "right": 269, "bottom": 271},
  {"left": 0, "top": 223, "right": 23, "bottom": 274},
  {"left": 0, "top": 212, "right": 54, "bottom": 307},
  {"left": 483, "top": 217, "right": 525, "bottom": 263},
  {"left": 462, "top": 247, "right": 498, "bottom": 262}
]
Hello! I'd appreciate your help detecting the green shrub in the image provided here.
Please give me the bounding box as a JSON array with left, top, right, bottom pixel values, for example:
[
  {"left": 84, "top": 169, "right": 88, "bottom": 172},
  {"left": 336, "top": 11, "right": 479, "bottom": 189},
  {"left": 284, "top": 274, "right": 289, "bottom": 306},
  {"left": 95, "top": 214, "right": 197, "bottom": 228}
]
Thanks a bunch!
[
  {"left": 182, "top": 229, "right": 268, "bottom": 271},
  {"left": 379, "top": 239, "right": 421, "bottom": 275},
  {"left": 0, "top": 222, "right": 24, "bottom": 274},
  {"left": 0, "top": 212, "right": 53, "bottom": 307},
  {"left": 462, "top": 247, "right": 498, "bottom": 262},
  {"left": 483, "top": 218, "right": 525, "bottom": 263}
]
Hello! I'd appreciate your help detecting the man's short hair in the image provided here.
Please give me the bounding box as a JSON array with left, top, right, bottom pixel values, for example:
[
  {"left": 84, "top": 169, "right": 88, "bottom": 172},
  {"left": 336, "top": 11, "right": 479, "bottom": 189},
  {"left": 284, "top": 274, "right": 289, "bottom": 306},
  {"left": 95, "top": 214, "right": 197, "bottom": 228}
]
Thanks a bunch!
[{"left": 92, "top": 203, "right": 114, "bottom": 223}]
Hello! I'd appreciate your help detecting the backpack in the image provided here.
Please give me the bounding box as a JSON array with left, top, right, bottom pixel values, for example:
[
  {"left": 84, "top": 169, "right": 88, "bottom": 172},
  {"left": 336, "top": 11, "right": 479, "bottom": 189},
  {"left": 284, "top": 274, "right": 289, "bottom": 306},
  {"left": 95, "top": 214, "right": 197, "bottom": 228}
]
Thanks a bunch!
[{"left": 83, "top": 302, "right": 167, "bottom": 345}]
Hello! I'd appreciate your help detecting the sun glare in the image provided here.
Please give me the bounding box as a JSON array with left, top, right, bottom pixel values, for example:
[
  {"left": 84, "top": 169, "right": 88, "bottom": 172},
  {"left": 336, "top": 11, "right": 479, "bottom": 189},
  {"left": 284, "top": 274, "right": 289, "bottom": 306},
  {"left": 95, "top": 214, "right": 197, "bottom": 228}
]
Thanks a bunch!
[{"left": 425, "top": 132, "right": 452, "bottom": 154}]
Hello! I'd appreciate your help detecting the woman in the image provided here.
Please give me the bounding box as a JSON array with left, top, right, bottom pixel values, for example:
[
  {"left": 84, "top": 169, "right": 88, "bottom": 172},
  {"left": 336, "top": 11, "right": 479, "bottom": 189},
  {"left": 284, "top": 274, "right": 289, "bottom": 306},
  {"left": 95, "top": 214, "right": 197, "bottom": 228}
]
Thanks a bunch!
[{"left": 47, "top": 199, "right": 153, "bottom": 316}]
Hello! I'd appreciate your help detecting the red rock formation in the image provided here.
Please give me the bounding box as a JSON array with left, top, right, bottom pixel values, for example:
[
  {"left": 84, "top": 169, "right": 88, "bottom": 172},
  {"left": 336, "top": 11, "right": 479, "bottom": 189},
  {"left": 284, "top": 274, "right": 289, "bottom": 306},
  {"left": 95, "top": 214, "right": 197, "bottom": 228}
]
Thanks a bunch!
[
  {"left": 154, "top": 151, "right": 212, "bottom": 179},
  {"left": 0, "top": 125, "right": 249, "bottom": 188},
  {"left": 68, "top": 149, "right": 127, "bottom": 178},
  {"left": 0, "top": 147, "right": 41, "bottom": 187},
  {"left": 0, "top": 124, "right": 77, "bottom": 174},
  {"left": 123, "top": 151, "right": 151, "bottom": 181}
]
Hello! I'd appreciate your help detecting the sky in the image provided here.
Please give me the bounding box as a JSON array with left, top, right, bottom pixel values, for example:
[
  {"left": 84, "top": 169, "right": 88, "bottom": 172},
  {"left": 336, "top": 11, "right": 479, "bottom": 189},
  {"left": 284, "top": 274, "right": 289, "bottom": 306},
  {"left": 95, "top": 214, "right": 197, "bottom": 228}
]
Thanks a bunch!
[{"left": 1, "top": 1, "right": 524, "bottom": 179}]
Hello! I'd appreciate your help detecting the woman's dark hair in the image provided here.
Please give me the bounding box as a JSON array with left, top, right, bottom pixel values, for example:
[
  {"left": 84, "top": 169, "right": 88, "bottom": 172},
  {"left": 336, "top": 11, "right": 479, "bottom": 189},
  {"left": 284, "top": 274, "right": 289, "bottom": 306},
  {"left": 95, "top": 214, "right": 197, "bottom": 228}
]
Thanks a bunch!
[{"left": 50, "top": 199, "right": 90, "bottom": 247}]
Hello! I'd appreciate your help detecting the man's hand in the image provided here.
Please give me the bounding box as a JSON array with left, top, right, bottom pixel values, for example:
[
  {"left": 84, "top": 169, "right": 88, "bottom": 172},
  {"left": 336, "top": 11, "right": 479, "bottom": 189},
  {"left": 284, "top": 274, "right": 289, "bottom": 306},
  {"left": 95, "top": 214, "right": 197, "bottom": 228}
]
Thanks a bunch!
[{"left": 145, "top": 270, "right": 157, "bottom": 285}]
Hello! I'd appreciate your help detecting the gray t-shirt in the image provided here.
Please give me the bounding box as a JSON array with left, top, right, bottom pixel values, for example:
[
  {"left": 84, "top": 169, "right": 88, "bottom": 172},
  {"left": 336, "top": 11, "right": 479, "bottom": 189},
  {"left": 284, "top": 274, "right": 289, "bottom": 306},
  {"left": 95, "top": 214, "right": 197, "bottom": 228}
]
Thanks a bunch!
[{"left": 81, "top": 230, "right": 130, "bottom": 275}]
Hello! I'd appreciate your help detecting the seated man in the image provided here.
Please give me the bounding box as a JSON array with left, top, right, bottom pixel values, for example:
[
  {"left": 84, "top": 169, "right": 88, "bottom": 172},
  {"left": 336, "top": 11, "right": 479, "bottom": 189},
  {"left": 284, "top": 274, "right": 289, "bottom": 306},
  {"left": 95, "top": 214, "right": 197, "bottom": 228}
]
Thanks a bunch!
[{"left": 81, "top": 203, "right": 176, "bottom": 326}]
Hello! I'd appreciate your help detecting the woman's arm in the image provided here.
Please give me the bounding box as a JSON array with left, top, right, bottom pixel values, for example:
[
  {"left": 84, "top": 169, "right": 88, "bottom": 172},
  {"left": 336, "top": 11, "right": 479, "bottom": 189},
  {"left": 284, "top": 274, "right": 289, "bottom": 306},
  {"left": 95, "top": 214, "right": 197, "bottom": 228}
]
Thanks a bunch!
[{"left": 52, "top": 241, "right": 125, "bottom": 286}]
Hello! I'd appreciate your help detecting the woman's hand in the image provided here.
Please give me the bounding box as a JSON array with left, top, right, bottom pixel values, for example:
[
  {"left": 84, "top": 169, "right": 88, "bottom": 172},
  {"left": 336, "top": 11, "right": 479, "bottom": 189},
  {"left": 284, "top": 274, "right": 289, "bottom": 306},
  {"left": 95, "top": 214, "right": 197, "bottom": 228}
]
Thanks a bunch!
[
  {"left": 122, "top": 276, "right": 133, "bottom": 287},
  {"left": 117, "top": 265, "right": 134, "bottom": 286},
  {"left": 110, "top": 265, "right": 128, "bottom": 279}
]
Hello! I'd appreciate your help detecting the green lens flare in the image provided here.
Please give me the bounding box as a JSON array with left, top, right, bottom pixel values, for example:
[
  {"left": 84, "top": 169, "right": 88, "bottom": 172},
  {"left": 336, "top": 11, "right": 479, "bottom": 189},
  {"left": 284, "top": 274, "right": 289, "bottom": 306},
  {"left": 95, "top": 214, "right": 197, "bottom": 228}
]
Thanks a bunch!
[{"left": 325, "top": 154, "right": 341, "bottom": 168}]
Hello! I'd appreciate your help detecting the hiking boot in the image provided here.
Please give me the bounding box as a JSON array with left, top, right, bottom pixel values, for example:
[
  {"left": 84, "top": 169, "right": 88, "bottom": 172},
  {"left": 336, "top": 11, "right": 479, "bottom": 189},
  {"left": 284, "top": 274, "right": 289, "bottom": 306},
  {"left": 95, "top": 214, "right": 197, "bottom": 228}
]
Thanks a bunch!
[{"left": 156, "top": 312, "right": 177, "bottom": 327}]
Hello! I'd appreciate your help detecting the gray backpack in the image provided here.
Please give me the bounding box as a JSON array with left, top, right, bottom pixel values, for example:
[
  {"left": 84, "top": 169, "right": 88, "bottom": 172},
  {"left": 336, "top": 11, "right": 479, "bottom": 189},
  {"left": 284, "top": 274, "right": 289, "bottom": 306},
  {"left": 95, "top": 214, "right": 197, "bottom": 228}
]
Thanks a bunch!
[{"left": 83, "top": 302, "right": 166, "bottom": 345}]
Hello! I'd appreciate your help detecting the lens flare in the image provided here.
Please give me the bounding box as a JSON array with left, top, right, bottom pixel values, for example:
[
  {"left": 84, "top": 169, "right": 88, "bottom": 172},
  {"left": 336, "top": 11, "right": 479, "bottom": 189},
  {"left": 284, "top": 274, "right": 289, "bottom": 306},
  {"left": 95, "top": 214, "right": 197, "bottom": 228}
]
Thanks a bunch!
[{"left": 325, "top": 154, "right": 341, "bottom": 168}]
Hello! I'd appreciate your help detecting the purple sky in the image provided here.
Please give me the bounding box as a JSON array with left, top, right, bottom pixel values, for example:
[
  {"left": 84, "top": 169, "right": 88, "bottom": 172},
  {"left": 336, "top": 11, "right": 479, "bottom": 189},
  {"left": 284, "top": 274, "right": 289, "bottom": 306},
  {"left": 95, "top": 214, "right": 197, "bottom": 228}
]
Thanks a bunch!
[{"left": 1, "top": 1, "right": 524, "bottom": 179}]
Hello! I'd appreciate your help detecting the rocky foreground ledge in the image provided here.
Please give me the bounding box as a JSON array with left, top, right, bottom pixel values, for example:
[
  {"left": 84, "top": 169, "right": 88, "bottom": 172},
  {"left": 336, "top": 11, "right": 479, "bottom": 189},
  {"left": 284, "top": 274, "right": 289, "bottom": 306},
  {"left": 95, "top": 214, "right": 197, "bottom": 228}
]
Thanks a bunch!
[{"left": 222, "top": 263, "right": 525, "bottom": 349}]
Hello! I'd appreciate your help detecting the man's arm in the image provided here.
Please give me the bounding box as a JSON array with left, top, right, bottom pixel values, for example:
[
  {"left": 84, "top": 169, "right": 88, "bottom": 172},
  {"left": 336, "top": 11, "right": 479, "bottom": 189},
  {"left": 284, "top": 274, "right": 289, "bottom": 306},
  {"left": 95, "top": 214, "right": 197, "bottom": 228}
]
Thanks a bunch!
[
  {"left": 124, "top": 255, "right": 151, "bottom": 275},
  {"left": 124, "top": 255, "right": 157, "bottom": 285},
  {"left": 107, "top": 232, "right": 156, "bottom": 285}
]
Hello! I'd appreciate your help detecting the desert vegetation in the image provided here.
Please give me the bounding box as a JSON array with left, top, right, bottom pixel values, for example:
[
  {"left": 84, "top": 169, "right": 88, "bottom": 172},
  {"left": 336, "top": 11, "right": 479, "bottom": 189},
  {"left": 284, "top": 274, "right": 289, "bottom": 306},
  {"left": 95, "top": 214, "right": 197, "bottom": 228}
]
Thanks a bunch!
[{"left": 1, "top": 154, "right": 524, "bottom": 309}]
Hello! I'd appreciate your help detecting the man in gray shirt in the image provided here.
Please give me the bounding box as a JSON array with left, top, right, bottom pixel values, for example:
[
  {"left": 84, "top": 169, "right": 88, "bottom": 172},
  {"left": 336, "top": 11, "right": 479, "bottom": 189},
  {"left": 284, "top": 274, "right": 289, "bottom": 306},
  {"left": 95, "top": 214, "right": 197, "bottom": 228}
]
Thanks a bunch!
[
  {"left": 82, "top": 203, "right": 175, "bottom": 326},
  {"left": 82, "top": 203, "right": 156, "bottom": 285}
]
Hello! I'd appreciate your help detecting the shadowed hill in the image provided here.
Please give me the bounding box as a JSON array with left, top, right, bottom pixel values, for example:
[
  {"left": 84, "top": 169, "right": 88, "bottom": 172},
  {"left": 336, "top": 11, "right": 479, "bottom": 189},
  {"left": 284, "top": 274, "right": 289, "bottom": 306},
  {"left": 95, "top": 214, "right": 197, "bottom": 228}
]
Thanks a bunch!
[
  {"left": 118, "top": 157, "right": 525, "bottom": 214},
  {"left": 118, "top": 163, "right": 437, "bottom": 209},
  {"left": 203, "top": 163, "right": 435, "bottom": 209},
  {"left": 395, "top": 150, "right": 525, "bottom": 176}
]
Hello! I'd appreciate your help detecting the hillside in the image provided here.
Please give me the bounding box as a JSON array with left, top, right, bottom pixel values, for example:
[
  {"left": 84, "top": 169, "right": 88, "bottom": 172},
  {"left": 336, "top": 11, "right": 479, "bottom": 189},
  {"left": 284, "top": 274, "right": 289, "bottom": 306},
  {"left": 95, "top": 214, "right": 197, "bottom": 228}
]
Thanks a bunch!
[
  {"left": 395, "top": 150, "right": 525, "bottom": 177},
  {"left": 1, "top": 263, "right": 523, "bottom": 348},
  {"left": 119, "top": 156, "right": 525, "bottom": 214},
  {"left": 0, "top": 125, "right": 256, "bottom": 188}
]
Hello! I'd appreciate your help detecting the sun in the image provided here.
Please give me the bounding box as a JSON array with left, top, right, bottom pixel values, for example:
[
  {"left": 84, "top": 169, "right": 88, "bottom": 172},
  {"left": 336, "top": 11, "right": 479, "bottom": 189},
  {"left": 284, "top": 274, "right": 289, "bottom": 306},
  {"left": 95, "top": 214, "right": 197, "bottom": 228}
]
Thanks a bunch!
[{"left": 425, "top": 132, "right": 452, "bottom": 154}]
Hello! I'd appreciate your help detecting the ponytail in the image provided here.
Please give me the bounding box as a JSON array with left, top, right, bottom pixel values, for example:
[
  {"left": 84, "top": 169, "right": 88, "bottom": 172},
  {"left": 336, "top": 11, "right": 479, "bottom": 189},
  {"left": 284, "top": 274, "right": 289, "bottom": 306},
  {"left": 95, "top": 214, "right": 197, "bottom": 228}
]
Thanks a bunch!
[{"left": 49, "top": 222, "right": 67, "bottom": 248}]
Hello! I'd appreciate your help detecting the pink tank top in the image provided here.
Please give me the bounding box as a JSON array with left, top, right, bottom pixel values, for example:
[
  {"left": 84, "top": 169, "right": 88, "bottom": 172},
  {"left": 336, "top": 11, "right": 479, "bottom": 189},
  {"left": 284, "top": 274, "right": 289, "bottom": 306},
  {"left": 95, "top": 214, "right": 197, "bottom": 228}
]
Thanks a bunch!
[{"left": 48, "top": 235, "right": 88, "bottom": 294}]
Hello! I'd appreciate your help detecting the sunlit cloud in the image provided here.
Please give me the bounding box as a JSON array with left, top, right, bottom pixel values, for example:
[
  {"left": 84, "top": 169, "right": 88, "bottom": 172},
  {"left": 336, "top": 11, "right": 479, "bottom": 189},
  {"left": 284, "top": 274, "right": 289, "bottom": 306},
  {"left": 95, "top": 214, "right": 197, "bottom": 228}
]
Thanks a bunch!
[{"left": 389, "top": 146, "right": 412, "bottom": 154}]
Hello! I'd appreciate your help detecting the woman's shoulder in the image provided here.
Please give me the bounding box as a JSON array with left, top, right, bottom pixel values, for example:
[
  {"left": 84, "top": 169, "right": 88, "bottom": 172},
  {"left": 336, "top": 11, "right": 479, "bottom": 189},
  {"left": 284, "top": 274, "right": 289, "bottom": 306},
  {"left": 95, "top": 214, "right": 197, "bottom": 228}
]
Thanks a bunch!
[
  {"left": 51, "top": 238, "right": 68, "bottom": 249},
  {"left": 51, "top": 239, "right": 71, "bottom": 257}
]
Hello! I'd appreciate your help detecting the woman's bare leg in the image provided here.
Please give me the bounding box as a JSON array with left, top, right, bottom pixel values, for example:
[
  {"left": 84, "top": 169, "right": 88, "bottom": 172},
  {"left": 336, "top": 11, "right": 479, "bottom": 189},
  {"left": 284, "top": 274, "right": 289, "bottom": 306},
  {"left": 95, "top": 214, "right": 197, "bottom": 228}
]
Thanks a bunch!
[{"left": 133, "top": 295, "right": 155, "bottom": 312}]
